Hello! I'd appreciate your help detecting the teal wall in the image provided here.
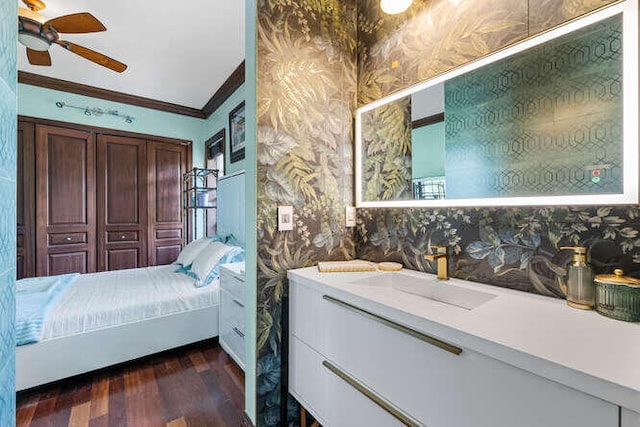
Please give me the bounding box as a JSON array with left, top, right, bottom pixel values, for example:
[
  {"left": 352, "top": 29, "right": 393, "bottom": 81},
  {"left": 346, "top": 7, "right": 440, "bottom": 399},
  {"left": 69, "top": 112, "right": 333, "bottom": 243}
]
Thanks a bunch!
[
  {"left": 18, "top": 83, "right": 207, "bottom": 164},
  {"left": 0, "top": 0, "right": 17, "bottom": 423},
  {"left": 202, "top": 84, "right": 246, "bottom": 175},
  {"left": 244, "top": 0, "right": 257, "bottom": 421},
  {"left": 412, "top": 122, "right": 445, "bottom": 179}
]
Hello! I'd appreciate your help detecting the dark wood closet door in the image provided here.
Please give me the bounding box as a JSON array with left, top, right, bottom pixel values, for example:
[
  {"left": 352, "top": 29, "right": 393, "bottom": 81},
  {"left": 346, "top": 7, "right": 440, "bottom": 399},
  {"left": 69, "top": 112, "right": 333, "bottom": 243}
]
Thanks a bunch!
[
  {"left": 35, "top": 125, "right": 96, "bottom": 276},
  {"left": 147, "top": 141, "right": 187, "bottom": 265},
  {"left": 97, "top": 135, "right": 148, "bottom": 271},
  {"left": 17, "top": 121, "right": 35, "bottom": 279}
]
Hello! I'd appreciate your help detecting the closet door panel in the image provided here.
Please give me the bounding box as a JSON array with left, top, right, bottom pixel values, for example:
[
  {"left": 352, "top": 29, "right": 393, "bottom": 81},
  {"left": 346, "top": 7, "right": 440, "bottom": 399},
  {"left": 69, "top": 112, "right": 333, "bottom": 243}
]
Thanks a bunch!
[
  {"left": 36, "top": 125, "right": 96, "bottom": 277},
  {"left": 97, "top": 135, "right": 147, "bottom": 271},
  {"left": 47, "top": 138, "right": 87, "bottom": 225},
  {"left": 106, "top": 249, "right": 139, "bottom": 271},
  {"left": 147, "top": 141, "right": 187, "bottom": 266},
  {"left": 17, "top": 121, "right": 35, "bottom": 279},
  {"left": 48, "top": 252, "right": 88, "bottom": 276}
]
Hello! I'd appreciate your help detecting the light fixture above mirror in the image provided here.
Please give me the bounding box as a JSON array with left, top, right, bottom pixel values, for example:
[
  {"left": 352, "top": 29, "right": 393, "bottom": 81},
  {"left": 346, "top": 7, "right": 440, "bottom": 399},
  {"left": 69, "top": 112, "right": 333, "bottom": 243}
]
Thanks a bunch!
[{"left": 380, "top": 0, "right": 413, "bottom": 15}]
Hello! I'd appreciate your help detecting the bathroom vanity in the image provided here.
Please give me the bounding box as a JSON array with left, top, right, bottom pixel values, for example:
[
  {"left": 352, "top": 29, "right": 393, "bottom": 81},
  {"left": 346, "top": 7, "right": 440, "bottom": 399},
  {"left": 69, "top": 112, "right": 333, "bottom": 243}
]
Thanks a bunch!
[{"left": 287, "top": 267, "right": 640, "bottom": 427}]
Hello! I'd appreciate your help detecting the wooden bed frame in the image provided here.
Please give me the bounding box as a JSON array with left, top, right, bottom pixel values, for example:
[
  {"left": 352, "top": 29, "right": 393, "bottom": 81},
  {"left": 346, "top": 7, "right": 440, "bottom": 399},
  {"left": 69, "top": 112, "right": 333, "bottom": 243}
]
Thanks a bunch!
[{"left": 16, "top": 305, "right": 219, "bottom": 391}]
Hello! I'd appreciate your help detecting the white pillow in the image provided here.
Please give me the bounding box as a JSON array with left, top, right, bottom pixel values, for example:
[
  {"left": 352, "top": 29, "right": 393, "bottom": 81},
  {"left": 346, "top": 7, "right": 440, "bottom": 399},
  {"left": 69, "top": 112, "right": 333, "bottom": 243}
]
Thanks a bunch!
[
  {"left": 190, "top": 241, "right": 233, "bottom": 287},
  {"left": 175, "top": 237, "right": 212, "bottom": 266}
]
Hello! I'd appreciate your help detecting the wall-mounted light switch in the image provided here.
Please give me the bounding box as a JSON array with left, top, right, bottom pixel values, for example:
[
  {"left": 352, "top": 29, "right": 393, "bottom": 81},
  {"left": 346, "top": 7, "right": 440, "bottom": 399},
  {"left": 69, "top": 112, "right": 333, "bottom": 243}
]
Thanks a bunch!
[
  {"left": 346, "top": 206, "right": 356, "bottom": 227},
  {"left": 278, "top": 206, "right": 294, "bottom": 231}
]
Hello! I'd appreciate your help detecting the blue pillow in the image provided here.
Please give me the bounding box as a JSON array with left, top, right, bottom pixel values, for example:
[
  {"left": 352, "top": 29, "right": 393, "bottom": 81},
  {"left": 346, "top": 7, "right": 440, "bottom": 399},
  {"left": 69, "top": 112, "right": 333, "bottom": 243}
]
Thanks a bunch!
[
  {"left": 174, "top": 263, "right": 199, "bottom": 280},
  {"left": 208, "top": 233, "right": 240, "bottom": 246},
  {"left": 195, "top": 246, "right": 246, "bottom": 288}
]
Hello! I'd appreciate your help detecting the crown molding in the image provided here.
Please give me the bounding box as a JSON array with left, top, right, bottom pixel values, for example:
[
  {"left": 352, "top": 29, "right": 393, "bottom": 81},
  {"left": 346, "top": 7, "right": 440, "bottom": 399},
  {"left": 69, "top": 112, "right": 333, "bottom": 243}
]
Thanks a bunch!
[
  {"left": 18, "top": 61, "right": 246, "bottom": 120},
  {"left": 412, "top": 112, "right": 445, "bottom": 129},
  {"left": 202, "top": 61, "right": 245, "bottom": 119},
  {"left": 18, "top": 71, "right": 206, "bottom": 118}
]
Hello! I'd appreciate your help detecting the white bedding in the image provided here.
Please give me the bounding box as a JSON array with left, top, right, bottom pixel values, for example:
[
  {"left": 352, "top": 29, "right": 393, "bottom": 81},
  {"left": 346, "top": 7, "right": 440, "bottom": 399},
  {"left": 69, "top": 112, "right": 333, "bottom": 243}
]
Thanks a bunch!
[{"left": 41, "top": 265, "right": 219, "bottom": 341}]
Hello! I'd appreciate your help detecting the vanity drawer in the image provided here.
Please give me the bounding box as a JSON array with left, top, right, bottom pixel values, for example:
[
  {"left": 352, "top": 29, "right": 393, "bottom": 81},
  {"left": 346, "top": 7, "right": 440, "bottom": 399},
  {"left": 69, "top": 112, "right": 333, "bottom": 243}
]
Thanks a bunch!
[
  {"left": 290, "top": 282, "right": 618, "bottom": 427},
  {"left": 290, "top": 336, "right": 405, "bottom": 427},
  {"left": 220, "top": 268, "right": 245, "bottom": 301},
  {"left": 107, "top": 231, "right": 139, "bottom": 243},
  {"left": 49, "top": 233, "right": 86, "bottom": 246}
]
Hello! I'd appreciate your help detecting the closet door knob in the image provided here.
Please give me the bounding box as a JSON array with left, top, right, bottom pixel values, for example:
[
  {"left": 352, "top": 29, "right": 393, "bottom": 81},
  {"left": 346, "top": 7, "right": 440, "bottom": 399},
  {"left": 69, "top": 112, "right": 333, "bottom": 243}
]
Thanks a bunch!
[
  {"left": 121, "top": 235, "right": 126, "bottom": 239},
  {"left": 65, "top": 237, "right": 72, "bottom": 241}
]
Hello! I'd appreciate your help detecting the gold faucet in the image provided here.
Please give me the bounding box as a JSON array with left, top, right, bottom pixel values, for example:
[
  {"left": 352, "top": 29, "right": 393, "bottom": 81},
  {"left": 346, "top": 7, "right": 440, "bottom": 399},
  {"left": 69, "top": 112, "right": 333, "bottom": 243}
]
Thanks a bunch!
[{"left": 424, "top": 245, "right": 449, "bottom": 280}]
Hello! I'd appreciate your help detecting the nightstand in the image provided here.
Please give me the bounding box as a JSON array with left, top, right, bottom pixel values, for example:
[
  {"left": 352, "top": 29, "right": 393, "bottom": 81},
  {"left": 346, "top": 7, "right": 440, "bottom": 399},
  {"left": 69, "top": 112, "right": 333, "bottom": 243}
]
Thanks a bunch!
[{"left": 219, "top": 262, "right": 245, "bottom": 370}]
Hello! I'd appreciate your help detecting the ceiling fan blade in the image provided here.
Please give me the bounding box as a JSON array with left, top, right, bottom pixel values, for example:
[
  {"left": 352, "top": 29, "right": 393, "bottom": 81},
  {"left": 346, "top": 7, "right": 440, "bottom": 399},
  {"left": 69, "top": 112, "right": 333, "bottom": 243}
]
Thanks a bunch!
[
  {"left": 45, "top": 13, "right": 106, "bottom": 34},
  {"left": 26, "top": 48, "right": 51, "bottom": 66},
  {"left": 57, "top": 40, "right": 127, "bottom": 73}
]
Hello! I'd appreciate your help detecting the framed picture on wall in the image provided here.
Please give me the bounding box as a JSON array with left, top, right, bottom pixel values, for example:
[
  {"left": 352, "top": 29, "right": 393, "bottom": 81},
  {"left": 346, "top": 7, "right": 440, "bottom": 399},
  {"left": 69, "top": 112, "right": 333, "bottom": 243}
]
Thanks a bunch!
[{"left": 229, "top": 101, "right": 245, "bottom": 163}]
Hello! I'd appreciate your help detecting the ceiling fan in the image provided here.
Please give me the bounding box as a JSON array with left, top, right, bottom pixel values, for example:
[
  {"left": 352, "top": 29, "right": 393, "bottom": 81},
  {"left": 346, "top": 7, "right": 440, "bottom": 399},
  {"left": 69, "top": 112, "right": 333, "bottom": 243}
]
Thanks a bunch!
[{"left": 18, "top": 0, "right": 127, "bottom": 73}]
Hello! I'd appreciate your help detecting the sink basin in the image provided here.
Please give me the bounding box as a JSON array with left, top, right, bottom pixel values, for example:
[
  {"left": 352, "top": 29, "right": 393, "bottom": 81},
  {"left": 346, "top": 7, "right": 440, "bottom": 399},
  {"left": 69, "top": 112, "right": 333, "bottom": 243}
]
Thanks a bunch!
[{"left": 349, "top": 272, "right": 497, "bottom": 310}]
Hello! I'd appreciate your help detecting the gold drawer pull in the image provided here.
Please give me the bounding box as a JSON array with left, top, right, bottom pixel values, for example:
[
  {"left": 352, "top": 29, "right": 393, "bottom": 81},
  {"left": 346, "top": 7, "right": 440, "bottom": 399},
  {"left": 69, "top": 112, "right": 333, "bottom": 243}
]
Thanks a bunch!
[
  {"left": 322, "top": 295, "right": 462, "bottom": 356},
  {"left": 322, "top": 361, "right": 424, "bottom": 427}
]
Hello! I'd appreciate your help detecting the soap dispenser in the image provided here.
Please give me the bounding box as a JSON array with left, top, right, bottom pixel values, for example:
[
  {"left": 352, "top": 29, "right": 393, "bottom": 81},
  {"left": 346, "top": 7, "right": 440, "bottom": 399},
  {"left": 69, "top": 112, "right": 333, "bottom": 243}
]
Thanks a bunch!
[{"left": 560, "top": 246, "right": 595, "bottom": 310}]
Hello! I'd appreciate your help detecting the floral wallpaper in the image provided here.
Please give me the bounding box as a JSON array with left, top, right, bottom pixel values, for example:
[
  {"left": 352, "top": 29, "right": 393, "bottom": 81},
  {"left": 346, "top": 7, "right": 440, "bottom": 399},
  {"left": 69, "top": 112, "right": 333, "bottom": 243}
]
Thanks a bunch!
[
  {"left": 361, "top": 96, "right": 412, "bottom": 202},
  {"left": 357, "top": 0, "right": 618, "bottom": 107},
  {"left": 251, "top": 0, "right": 626, "bottom": 425},
  {"left": 255, "top": 0, "right": 357, "bottom": 425},
  {"left": 357, "top": 206, "right": 640, "bottom": 298},
  {"left": 358, "top": 0, "right": 528, "bottom": 106},
  {"left": 530, "top": 0, "right": 619, "bottom": 33}
]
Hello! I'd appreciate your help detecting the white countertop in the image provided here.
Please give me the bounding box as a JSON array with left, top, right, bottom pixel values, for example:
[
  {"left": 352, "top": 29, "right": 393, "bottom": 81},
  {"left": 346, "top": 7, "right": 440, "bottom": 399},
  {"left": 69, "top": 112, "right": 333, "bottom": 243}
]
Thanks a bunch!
[{"left": 287, "top": 267, "right": 640, "bottom": 412}]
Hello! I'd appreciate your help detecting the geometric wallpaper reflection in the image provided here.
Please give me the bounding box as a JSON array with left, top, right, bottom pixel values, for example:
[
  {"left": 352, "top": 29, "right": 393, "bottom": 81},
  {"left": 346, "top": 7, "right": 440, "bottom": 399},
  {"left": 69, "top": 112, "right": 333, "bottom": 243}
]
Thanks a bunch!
[{"left": 445, "top": 15, "right": 623, "bottom": 199}]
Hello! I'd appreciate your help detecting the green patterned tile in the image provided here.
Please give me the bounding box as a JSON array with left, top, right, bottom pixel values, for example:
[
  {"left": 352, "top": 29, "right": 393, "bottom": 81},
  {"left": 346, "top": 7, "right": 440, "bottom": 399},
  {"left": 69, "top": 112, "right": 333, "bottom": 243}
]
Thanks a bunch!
[
  {"left": 0, "top": 269, "right": 15, "bottom": 367},
  {"left": 0, "top": 0, "right": 17, "bottom": 93},
  {"left": 0, "top": 80, "right": 17, "bottom": 182},
  {"left": 0, "top": 355, "right": 15, "bottom": 427}
]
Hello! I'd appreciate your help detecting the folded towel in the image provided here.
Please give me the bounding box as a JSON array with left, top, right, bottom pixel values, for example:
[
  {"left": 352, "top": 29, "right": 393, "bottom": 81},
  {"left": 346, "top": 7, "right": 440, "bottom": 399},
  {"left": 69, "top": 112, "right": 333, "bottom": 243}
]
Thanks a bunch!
[
  {"left": 317, "top": 260, "right": 378, "bottom": 273},
  {"left": 16, "top": 273, "right": 79, "bottom": 346}
]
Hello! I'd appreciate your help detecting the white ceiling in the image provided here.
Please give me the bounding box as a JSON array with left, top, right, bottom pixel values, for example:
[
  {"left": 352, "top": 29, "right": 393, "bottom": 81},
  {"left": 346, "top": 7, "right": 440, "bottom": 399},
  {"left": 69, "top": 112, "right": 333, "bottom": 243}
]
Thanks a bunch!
[{"left": 17, "top": 0, "right": 245, "bottom": 109}]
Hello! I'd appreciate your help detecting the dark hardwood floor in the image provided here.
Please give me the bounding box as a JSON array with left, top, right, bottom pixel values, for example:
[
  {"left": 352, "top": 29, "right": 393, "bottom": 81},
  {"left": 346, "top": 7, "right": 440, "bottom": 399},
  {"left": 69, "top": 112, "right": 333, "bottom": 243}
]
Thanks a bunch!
[{"left": 16, "top": 339, "right": 244, "bottom": 427}]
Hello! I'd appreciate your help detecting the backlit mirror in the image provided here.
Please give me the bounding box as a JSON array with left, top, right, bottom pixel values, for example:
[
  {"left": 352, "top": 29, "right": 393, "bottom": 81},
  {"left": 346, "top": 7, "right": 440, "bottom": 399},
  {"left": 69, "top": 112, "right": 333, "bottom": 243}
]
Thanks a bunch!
[{"left": 356, "top": 3, "right": 638, "bottom": 208}]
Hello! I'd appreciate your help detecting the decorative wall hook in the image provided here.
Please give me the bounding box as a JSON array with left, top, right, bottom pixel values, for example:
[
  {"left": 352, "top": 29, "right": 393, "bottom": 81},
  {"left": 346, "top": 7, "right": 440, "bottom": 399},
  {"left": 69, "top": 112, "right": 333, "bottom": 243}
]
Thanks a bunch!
[{"left": 55, "top": 101, "right": 135, "bottom": 124}]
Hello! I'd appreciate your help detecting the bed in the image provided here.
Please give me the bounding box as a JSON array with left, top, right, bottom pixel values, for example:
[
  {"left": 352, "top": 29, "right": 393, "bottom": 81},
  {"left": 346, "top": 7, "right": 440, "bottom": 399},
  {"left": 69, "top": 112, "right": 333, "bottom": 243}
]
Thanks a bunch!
[{"left": 16, "top": 240, "right": 243, "bottom": 391}]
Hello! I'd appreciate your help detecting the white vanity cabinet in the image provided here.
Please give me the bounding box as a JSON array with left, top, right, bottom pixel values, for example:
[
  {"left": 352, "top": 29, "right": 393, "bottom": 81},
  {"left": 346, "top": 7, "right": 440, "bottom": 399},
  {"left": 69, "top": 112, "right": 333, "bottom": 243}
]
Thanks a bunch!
[
  {"left": 219, "top": 262, "right": 245, "bottom": 370},
  {"left": 289, "top": 278, "right": 619, "bottom": 427},
  {"left": 622, "top": 409, "right": 640, "bottom": 427}
]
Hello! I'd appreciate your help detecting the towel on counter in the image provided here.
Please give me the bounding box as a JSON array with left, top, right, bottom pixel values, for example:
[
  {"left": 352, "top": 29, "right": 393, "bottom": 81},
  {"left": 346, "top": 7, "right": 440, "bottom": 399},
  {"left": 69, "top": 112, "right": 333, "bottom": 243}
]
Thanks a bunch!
[
  {"left": 317, "top": 260, "right": 378, "bottom": 273},
  {"left": 16, "top": 273, "right": 79, "bottom": 346}
]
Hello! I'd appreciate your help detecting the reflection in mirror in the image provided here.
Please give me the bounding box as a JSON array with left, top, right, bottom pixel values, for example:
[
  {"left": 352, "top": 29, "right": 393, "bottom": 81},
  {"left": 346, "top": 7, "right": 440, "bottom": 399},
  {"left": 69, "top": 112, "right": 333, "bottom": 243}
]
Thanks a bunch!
[
  {"left": 357, "top": 6, "right": 636, "bottom": 207},
  {"left": 411, "top": 85, "right": 445, "bottom": 200}
]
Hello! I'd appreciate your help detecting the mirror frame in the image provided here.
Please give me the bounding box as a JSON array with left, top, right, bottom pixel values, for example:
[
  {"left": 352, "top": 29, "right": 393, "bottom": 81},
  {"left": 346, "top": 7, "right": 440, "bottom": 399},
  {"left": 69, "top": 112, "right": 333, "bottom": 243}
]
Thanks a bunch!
[{"left": 355, "top": 0, "right": 638, "bottom": 208}]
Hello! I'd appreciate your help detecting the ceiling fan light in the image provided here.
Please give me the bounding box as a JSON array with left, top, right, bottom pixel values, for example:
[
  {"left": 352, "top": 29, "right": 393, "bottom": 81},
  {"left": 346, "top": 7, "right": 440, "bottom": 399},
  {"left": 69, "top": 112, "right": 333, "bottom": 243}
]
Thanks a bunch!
[
  {"left": 380, "top": 0, "right": 413, "bottom": 14},
  {"left": 18, "top": 33, "right": 50, "bottom": 51},
  {"left": 18, "top": 7, "right": 45, "bottom": 23}
]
